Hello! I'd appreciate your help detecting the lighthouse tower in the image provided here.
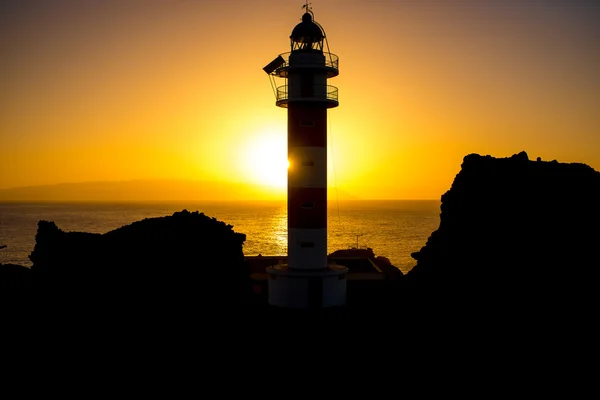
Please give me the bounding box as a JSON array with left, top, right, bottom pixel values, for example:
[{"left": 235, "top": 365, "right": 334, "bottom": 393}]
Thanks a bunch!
[{"left": 263, "top": 6, "right": 347, "bottom": 309}]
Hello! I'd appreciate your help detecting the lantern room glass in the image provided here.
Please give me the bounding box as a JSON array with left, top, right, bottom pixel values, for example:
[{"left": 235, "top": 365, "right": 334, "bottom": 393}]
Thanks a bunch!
[{"left": 291, "top": 38, "right": 323, "bottom": 52}]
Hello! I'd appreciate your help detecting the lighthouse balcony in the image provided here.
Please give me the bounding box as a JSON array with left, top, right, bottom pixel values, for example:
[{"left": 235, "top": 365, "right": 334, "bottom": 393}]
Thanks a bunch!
[
  {"left": 272, "top": 52, "right": 339, "bottom": 78},
  {"left": 275, "top": 84, "right": 339, "bottom": 108}
]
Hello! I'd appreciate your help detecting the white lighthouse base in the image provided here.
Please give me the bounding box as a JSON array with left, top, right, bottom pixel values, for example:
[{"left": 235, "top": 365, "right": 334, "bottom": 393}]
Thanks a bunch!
[{"left": 266, "top": 264, "right": 348, "bottom": 309}]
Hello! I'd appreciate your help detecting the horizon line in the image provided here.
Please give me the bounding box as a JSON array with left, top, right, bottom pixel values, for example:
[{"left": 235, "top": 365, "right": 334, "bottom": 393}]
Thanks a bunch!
[{"left": 0, "top": 198, "right": 440, "bottom": 203}]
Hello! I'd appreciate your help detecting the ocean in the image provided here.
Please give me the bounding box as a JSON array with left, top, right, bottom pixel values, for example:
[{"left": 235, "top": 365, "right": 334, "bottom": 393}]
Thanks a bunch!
[{"left": 0, "top": 200, "right": 441, "bottom": 274}]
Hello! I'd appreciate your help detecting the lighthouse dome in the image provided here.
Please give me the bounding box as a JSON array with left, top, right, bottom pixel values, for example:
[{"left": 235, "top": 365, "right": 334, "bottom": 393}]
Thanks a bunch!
[{"left": 290, "top": 12, "right": 324, "bottom": 44}]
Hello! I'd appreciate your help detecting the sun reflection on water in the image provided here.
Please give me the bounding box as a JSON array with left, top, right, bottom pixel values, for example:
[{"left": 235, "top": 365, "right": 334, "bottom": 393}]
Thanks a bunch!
[{"left": 0, "top": 200, "right": 441, "bottom": 274}]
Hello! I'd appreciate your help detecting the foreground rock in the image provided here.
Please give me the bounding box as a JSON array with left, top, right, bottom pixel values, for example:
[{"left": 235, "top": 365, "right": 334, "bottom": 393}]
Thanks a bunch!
[
  {"left": 28, "top": 210, "right": 247, "bottom": 320},
  {"left": 406, "top": 151, "right": 600, "bottom": 322}
]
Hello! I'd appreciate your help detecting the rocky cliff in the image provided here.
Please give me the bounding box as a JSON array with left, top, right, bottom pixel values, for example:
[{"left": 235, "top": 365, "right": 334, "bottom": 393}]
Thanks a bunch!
[{"left": 406, "top": 151, "right": 600, "bottom": 319}]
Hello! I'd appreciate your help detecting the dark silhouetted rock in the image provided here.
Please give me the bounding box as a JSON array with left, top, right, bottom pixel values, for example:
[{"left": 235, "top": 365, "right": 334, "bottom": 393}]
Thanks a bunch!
[
  {"left": 29, "top": 210, "right": 247, "bottom": 323},
  {"left": 406, "top": 151, "right": 600, "bottom": 324}
]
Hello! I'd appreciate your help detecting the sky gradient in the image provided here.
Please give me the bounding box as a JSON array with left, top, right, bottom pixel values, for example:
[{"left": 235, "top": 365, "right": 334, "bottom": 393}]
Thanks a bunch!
[{"left": 1, "top": 0, "right": 599, "bottom": 200}]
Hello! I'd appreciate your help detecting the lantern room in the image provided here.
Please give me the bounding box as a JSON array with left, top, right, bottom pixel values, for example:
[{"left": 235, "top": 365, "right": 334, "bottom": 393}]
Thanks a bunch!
[{"left": 290, "top": 12, "right": 325, "bottom": 52}]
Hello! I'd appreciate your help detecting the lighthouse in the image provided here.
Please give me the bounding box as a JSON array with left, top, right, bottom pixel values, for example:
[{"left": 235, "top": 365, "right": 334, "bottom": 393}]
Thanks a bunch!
[{"left": 263, "top": 5, "right": 348, "bottom": 309}]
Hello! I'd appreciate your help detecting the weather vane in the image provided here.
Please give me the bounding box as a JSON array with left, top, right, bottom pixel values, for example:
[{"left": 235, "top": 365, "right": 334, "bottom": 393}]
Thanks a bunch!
[{"left": 302, "top": 1, "right": 312, "bottom": 14}]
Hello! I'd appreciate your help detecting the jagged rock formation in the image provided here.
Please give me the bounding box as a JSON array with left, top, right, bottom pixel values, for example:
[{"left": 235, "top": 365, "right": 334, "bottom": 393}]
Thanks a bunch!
[
  {"left": 406, "top": 152, "right": 600, "bottom": 319},
  {"left": 28, "top": 210, "right": 247, "bottom": 319}
]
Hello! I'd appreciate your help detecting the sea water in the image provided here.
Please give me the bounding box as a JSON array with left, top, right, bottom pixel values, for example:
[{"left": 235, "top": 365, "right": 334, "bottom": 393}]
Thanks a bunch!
[{"left": 0, "top": 200, "right": 441, "bottom": 274}]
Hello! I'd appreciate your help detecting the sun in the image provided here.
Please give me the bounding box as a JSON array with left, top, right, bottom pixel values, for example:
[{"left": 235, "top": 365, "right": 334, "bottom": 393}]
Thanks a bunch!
[{"left": 245, "top": 132, "right": 288, "bottom": 188}]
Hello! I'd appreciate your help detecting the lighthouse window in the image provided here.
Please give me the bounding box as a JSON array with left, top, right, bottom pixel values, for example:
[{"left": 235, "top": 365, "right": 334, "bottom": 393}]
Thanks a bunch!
[
  {"left": 301, "top": 202, "right": 315, "bottom": 209},
  {"left": 302, "top": 161, "right": 314, "bottom": 167},
  {"left": 300, "top": 242, "right": 315, "bottom": 248},
  {"left": 300, "top": 120, "right": 315, "bottom": 127}
]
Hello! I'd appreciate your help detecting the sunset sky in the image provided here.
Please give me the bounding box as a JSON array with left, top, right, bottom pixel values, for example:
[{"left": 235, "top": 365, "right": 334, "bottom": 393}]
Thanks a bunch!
[{"left": 1, "top": 0, "right": 599, "bottom": 200}]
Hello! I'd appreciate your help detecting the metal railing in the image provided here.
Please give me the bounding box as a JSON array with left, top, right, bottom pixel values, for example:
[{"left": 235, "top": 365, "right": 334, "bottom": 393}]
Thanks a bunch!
[
  {"left": 276, "top": 84, "right": 339, "bottom": 104},
  {"left": 272, "top": 52, "right": 339, "bottom": 75}
]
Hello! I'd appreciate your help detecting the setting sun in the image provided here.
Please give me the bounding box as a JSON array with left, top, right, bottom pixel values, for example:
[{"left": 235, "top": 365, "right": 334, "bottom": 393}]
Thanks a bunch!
[
  {"left": 0, "top": 1, "right": 598, "bottom": 202},
  {"left": 244, "top": 131, "right": 288, "bottom": 188}
]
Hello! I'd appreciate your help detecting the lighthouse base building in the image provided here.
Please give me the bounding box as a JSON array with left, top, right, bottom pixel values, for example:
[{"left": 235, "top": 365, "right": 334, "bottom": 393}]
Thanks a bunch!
[
  {"left": 267, "top": 264, "right": 347, "bottom": 309},
  {"left": 263, "top": 8, "right": 347, "bottom": 309}
]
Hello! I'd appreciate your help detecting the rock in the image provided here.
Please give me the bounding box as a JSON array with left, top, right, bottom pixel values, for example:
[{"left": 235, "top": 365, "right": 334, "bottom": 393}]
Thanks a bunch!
[
  {"left": 406, "top": 151, "right": 600, "bottom": 322},
  {"left": 28, "top": 210, "right": 247, "bottom": 321}
]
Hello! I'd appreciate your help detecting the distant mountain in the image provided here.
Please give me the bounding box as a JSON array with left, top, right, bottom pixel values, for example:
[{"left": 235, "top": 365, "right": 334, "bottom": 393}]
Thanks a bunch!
[
  {"left": 0, "top": 179, "right": 361, "bottom": 202},
  {"left": 0, "top": 179, "right": 277, "bottom": 202}
]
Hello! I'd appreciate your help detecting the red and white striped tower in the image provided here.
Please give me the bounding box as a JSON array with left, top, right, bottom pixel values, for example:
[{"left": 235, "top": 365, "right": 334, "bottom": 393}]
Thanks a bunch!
[{"left": 263, "top": 6, "right": 347, "bottom": 309}]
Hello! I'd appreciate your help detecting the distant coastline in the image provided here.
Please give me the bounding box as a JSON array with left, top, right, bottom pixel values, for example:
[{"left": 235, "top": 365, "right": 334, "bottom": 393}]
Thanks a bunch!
[
  {"left": 0, "top": 179, "right": 430, "bottom": 202},
  {"left": 0, "top": 179, "right": 280, "bottom": 202}
]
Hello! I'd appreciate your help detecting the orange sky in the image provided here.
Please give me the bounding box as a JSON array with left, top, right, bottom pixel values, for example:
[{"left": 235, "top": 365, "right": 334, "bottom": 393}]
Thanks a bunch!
[{"left": 1, "top": 0, "right": 599, "bottom": 200}]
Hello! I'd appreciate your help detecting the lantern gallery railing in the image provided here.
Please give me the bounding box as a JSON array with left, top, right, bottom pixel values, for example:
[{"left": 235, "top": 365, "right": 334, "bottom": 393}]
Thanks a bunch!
[
  {"left": 265, "top": 52, "right": 339, "bottom": 78},
  {"left": 275, "top": 84, "right": 339, "bottom": 108}
]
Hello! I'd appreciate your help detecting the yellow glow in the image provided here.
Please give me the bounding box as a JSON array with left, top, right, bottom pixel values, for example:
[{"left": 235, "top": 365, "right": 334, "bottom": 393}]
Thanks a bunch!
[
  {"left": 1, "top": 2, "right": 599, "bottom": 201},
  {"left": 243, "top": 131, "right": 288, "bottom": 188}
]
